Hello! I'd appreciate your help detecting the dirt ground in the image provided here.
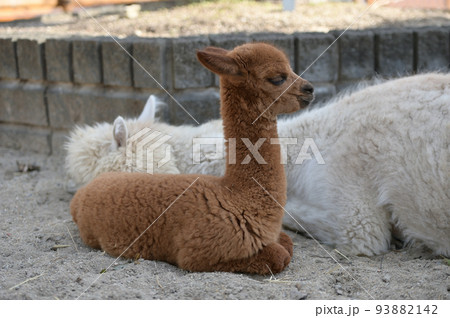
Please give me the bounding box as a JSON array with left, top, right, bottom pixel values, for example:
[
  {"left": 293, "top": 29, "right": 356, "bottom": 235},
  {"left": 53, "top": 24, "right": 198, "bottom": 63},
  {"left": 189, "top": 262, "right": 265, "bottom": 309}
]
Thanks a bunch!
[
  {"left": 0, "top": 146, "right": 448, "bottom": 300},
  {"left": 1, "top": 1, "right": 450, "bottom": 39}
]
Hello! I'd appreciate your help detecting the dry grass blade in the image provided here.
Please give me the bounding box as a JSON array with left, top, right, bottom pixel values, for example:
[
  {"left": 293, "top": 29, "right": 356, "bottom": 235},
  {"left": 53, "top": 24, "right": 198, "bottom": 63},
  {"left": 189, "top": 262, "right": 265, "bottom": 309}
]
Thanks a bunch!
[
  {"left": 156, "top": 276, "right": 164, "bottom": 289},
  {"left": 263, "top": 278, "right": 302, "bottom": 284},
  {"left": 326, "top": 264, "right": 341, "bottom": 274},
  {"left": 51, "top": 245, "right": 71, "bottom": 251},
  {"left": 9, "top": 273, "right": 45, "bottom": 290},
  {"left": 16, "top": 161, "right": 40, "bottom": 173},
  {"left": 265, "top": 264, "right": 277, "bottom": 281},
  {"left": 333, "top": 249, "right": 351, "bottom": 263},
  {"left": 65, "top": 224, "right": 78, "bottom": 252}
]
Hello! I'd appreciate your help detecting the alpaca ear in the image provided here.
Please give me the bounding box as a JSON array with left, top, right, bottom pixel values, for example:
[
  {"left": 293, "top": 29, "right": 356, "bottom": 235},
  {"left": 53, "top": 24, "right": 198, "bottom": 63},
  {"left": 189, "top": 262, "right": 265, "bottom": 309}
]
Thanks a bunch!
[
  {"left": 197, "top": 47, "right": 240, "bottom": 76},
  {"left": 112, "top": 116, "right": 128, "bottom": 149},
  {"left": 138, "top": 95, "right": 157, "bottom": 122},
  {"left": 202, "top": 47, "right": 230, "bottom": 55}
]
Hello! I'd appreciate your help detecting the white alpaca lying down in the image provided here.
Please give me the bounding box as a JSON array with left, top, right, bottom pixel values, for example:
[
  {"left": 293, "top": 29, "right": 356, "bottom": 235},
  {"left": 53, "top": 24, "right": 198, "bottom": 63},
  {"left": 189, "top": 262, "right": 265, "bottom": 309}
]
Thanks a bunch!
[
  {"left": 65, "top": 95, "right": 224, "bottom": 192},
  {"left": 65, "top": 73, "right": 450, "bottom": 256},
  {"left": 65, "top": 96, "right": 181, "bottom": 192}
]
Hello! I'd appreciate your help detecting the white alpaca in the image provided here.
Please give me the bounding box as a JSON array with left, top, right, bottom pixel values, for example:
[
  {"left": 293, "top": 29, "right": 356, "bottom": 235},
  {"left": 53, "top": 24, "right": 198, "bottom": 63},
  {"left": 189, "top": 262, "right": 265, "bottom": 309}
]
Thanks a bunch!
[
  {"left": 65, "top": 73, "right": 450, "bottom": 256},
  {"left": 64, "top": 96, "right": 181, "bottom": 193}
]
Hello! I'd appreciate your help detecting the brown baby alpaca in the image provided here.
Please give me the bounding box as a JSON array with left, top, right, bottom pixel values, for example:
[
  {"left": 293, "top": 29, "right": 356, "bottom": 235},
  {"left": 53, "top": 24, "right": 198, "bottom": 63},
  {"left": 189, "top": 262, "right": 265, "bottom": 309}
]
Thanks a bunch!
[{"left": 70, "top": 43, "right": 314, "bottom": 274}]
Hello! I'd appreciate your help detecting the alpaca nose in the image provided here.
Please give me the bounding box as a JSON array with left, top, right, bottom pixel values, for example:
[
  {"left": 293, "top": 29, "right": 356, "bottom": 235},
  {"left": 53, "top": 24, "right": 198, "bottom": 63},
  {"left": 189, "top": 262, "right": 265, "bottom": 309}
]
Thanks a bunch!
[{"left": 301, "top": 82, "right": 314, "bottom": 95}]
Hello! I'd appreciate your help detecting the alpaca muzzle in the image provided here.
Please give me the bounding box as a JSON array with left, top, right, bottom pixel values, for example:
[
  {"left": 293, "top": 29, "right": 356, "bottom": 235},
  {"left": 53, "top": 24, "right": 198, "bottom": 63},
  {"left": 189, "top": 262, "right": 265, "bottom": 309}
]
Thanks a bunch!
[
  {"left": 298, "top": 82, "right": 315, "bottom": 107},
  {"left": 298, "top": 92, "right": 315, "bottom": 108}
]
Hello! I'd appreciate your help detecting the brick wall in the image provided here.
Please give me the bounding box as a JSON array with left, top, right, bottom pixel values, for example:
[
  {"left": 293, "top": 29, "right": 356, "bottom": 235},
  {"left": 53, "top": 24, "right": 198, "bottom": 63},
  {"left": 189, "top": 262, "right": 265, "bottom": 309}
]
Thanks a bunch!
[{"left": 1, "top": 27, "right": 449, "bottom": 154}]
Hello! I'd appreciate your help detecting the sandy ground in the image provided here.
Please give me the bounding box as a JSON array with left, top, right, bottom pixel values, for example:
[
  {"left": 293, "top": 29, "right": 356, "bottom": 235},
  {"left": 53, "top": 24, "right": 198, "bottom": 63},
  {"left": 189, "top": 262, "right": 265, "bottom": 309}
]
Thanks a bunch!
[
  {"left": 1, "top": 1, "right": 450, "bottom": 39},
  {"left": 0, "top": 146, "right": 448, "bottom": 300}
]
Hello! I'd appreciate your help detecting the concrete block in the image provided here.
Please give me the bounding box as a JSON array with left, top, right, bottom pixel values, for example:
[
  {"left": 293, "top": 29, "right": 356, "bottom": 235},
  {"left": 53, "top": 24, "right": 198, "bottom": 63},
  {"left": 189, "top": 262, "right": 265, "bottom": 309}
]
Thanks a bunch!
[
  {"left": 209, "top": 34, "right": 250, "bottom": 51},
  {"left": 339, "top": 31, "right": 375, "bottom": 80},
  {"left": 416, "top": 28, "right": 450, "bottom": 72},
  {"left": 132, "top": 38, "right": 168, "bottom": 89},
  {"left": 336, "top": 81, "right": 359, "bottom": 94},
  {"left": 169, "top": 89, "right": 220, "bottom": 125},
  {"left": 375, "top": 30, "right": 414, "bottom": 76},
  {"left": 172, "top": 37, "right": 213, "bottom": 89},
  {"left": 16, "top": 39, "right": 45, "bottom": 81},
  {"left": 45, "top": 39, "right": 72, "bottom": 82},
  {"left": 72, "top": 39, "right": 102, "bottom": 84},
  {"left": 310, "top": 83, "right": 336, "bottom": 105},
  {"left": 251, "top": 33, "right": 295, "bottom": 67},
  {"left": 0, "top": 38, "right": 18, "bottom": 79},
  {"left": 47, "top": 85, "right": 147, "bottom": 129},
  {"left": 51, "top": 130, "right": 70, "bottom": 156},
  {"left": 102, "top": 40, "right": 132, "bottom": 87},
  {"left": 335, "top": 78, "right": 381, "bottom": 95},
  {"left": 0, "top": 124, "right": 51, "bottom": 154},
  {"left": 0, "top": 82, "right": 48, "bottom": 126},
  {"left": 296, "top": 33, "right": 338, "bottom": 82}
]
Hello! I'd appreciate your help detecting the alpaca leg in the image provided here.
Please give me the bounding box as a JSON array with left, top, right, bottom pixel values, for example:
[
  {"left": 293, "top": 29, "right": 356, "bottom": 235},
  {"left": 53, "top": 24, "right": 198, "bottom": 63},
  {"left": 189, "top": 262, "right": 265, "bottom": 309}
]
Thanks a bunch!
[
  {"left": 391, "top": 207, "right": 450, "bottom": 256},
  {"left": 81, "top": 233, "right": 101, "bottom": 250},
  {"left": 278, "top": 231, "right": 293, "bottom": 257},
  {"left": 177, "top": 242, "right": 291, "bottom": 275},
  {"left": 336, "top": 202, "right": 391, "bottom": 256},
  {"left": 211, "top": 242, "right": 291, "bottom": 275}
]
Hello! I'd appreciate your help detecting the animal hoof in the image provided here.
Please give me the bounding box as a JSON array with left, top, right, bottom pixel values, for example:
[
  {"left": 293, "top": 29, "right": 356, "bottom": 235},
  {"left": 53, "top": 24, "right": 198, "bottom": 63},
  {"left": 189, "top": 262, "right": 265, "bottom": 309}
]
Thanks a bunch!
[
  {"left": 264, "top": 243, "right": 292, "bottom": 274},
  {"left": 278, "top": 232, "right": 293, "bottom": 257}
]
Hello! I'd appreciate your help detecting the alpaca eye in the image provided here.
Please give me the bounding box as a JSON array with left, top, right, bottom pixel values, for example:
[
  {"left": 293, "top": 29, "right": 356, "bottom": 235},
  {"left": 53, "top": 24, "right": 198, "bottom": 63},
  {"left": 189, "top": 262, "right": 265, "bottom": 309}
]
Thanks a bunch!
[{"left": 268, "top": 76, "right": 286, "bottom": 86}]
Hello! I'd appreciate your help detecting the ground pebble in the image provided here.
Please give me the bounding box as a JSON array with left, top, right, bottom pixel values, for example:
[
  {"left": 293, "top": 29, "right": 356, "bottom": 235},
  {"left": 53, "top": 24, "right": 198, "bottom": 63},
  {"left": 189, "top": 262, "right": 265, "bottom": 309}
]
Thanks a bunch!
[
  {"left": 290, "top": 289, "right": 308, "bottom": 299},
  {"left": 335, "top": 284, "right": 343, "bottom": 295}
]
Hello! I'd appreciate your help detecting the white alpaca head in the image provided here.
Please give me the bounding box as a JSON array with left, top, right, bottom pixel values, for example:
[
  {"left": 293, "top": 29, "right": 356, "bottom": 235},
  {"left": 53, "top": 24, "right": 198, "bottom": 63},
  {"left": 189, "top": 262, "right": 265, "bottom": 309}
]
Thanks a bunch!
[{"left": 64, "top": 95, "right": 171, "bottom": 193}]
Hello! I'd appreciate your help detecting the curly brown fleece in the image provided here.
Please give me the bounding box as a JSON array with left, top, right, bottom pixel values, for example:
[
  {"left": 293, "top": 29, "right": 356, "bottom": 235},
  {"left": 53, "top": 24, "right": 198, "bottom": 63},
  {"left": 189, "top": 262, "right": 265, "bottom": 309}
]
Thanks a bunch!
[{"left": 71, "top": 43, "right": 314, "bottom": 275}]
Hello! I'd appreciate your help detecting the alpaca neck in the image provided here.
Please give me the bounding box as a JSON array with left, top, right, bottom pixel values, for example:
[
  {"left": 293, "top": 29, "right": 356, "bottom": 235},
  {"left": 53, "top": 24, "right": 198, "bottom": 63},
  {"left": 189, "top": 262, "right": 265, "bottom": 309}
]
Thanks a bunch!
[{"left": 220, "top": 84, "right": 286, "bottom": 203}]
